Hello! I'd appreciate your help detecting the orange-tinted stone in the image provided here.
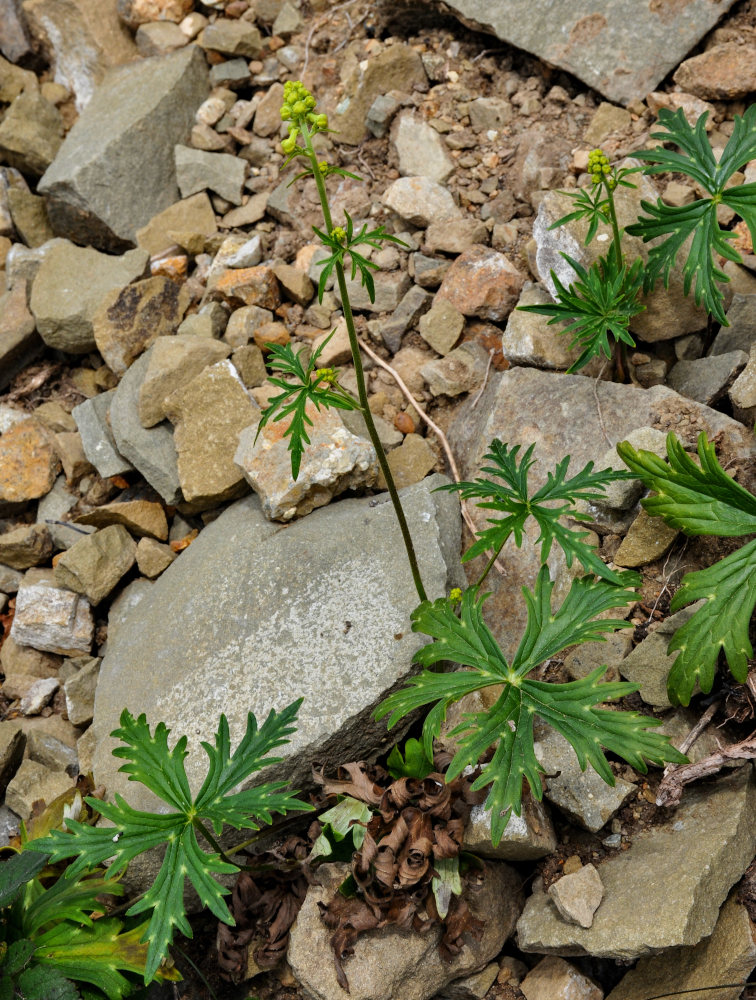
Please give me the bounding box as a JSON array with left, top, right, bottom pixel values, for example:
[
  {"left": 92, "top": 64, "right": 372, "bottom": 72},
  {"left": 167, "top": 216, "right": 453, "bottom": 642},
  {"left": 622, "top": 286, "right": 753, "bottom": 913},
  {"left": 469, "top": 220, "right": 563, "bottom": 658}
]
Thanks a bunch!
[
  {"left": 213, "top": 265, "right": 281, "bottom": 310},
  {"left": 0, "top": 419, "right": 60, "bottom": 503}
]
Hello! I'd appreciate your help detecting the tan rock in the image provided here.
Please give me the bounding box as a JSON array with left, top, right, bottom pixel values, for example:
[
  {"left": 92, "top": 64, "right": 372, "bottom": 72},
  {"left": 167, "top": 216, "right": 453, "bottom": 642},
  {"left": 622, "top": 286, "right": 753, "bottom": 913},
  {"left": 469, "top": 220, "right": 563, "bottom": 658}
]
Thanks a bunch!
[
  {"left": 521, "top": 957, "right": 602, "bottom": 1000},
  {"left": 75, "top": 499, "right": 169, "bottom": 540},
  {"left": 0, "top": 524, "right": 53, "bottom": 569},
  {"left": 376, "top": 433, "right": 436, "bottom": 490},
  {"left": 674, "top": 43, "right": 756, "bottom": 100},
  {"left": 0, "top": 635, "right": 62, "bottom": 678},
  {"left": 54, "top": 525, "right": 137, "bottom": 604},
  {"left": 231, "top": 344, "right": 267, "bottom": 388},
  {"left": 135, "top": 192, "right": 217, "bottom": 255},
  {"left": 5, "top": 758, "right": 73, "bottom": 820},
  {"left": 0, "top": 419, "right": 60, "bottom": 504},
  {"left": 116, "top": 0, "right": 193, "bottom": 28},
  {"left": 548, "top": 864, "right": 604, "bottom": 929},
  {"left": 253, "top": 321, "right": 290, "bottom": 352},
  {"left": 53, "top": 431, "right": 95, "bottom": 486},
  {"left": 614, "top": 509, "right": 679, "bottom": 569},
  {"left": 137, "top": 333, "right": 231, "bottom": 427},
  {"left": 436, "top": 246, "right": 526, "bottom": 323},
  {"left": 211, "top": 265, "right": 281, "bottom": 310},
  {"left": 272, "top": 262, "right": 314, "bottom": 306},
  {"left": 135, "top": 536, "right": 176, "bottom": 577}
]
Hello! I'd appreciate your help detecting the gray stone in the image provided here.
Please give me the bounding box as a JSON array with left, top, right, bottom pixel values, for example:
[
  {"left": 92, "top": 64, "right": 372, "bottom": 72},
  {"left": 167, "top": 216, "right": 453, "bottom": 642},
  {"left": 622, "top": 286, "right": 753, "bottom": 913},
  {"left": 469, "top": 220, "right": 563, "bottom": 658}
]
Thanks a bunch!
[
  {"left": 251, "top": 81, "right": 284, "bottom": 138},
  {"left": 595, "top": 426, "right": 669, "bottom": 511},
  {"left": 11, "top": 583, "right": 94, "bottom": 656},
  {"left": 109, "top": 347, "right": 182, "bottom": 504},
  {"left": 563, "top": 631, "right": 633, "bottom": 685},
  {"left": 135, "top": 20, "right": 187, "bottom": 56},
  {"left": 437, "top": 965, "right": 499, "bottom": 1000},
  {"left": 377, "top": 284, "right": 433, "bottom": 353},
  {"left": 0, "top": 566, "right": 22, "bottom": 594},
  {"left": 666, "top": 351, "right": 748, "bottom": 406},
  {"left": 340, "top": 410, "right": 402, "bottom": 452},
  {"left": 0, "top": 725, "right": 24, "bottom": 794},
  {"left": 435, "top": 0, "right": 737, "bottom": 106},
  {"left": 288, "top": 861, "right": 520, "bottom": 1000},
  {"left": 0, "top": 804, "right": 20, "bottom": 847},
  {"left": 30, "top": 240, "right": 149, "bottom": 354},
  {"left": 73, "top": 390, "right": 134, "bottom": 479},
  {"left": 421, "top": 340, "right": 490, "bottom": 397},
  {"left": 730, "top": 343, "right": 756, "bottom": 425},
  {"left": 4, "top": 758, "right": 73, "bottom": 820},
  {"left": 411, "top": 253, "right": 451, "bottom": 289},
  {"left": 223, "top": 305, "right": 273, "bottom": 349},
  {"left": 335, "top": 270, "right": 411, "bottom": 315},
  {"left": 0, "top": 0, "right": 32, "bottom": 63},
  {"left": 4, "top": 236, "right": 67, "bottom": 289},
  {"left": 710, "top": 293, "right": 756, "bottom": 355},
  {"left": 0, "top": 86, "right": 63, "bottom": 178},
  {"left": 520, "top": 957, "right": 602, "bottom": 1000},
  {"left": 91, "top": 478, "right": 462, "bottom": 835},
  {"left": 516, "top": 767, "right": 756, "bottom": 959},
  {"left": 175, "top": 145, "right": 245, "bottom": 205},
  {"left": 19, "top": 676, "right": 59, "bottom": 715},
  {"left": 464, "top": 792, "right": 557, "bottom": 860},
  {"left": 468, "top": 97, "right": 512, "bottom": 132},
  {"left": 535, "top": 727, "right": 635, "bottom": 832},
  {"left": 211, "top": 233, "right": 262, "bottom": 270},
  {"left": 605, "top": 890, "right": 756, "bottom": 1000},
  {"left": 135, "top": 191, "right": 217, "bottom": 256},
  {"left": 38, "top": 45, "right": 209, "bottom": 252},
  {"left": 419, "top": 298, "right": 464, "bottom": 356},
  {"left": 138, "top": 334, "right": 230, "bottom": 427},
  {"left": 365, "top": 93, "right": 400, "bottom": 139},
  {"left": 0, "top": 634, "right": 61, "bottom": 677},
  {"left": 54, "top": 525, "right": 137, "bottom": 605},
  {"left": 199, "top": 19, "right": 262, "bottom": 58},
  {"left": 63, "top": 656, "right": 100, "bottom": 726},
  {"left": 547, "top": 864, "right": 604, "bottom": 929},
  {"left": 208, "top": 57, "right": 249, "bottom": 90},
  {"left": 619, "top": 601, "right": 705, "bottom": 709},
  {"left": 382, "top": 177, "right": 461, "bottom": 229},
  {"left": 424, "top": 219, "right": 488, "bottom": 256},
  {"left": 393, "top": 112, "right": 454, "bottom": 184},
  {"left": 26, "top": 729, "right": 78, "bottom": 776},
  {"left": 501, "top": 284, "right": 586, "bottom": 371},
  {"left": 375, "top": 434, "right": 436, "bottom": 491}
]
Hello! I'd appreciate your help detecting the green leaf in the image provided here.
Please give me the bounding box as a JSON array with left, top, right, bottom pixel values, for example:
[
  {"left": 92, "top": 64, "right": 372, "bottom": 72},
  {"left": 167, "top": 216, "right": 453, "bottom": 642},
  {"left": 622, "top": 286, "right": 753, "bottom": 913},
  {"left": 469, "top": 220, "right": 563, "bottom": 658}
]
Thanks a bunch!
[
  {"left": 310, "top": 796, "right": 372, "bottom": 861},
  {"left": 386, "top": 738, "right": 434, "bottom": 779},
  {"left": 618, "top": 431, "right": 756, "bottom": 705},
  {"left": 15, "top": 963, "right": 79, "bottom": 1000},
  {"left": 431, "top": 857, "right": 462, "bottom": 919},
  {"left": 28, "top": 703, "right": 312, "bottom": 983},
  {"left": 376, "top": 571, "right": 684, "bottom": 843},
  {"left": 440, "top": 439, "right": 638, "bottom": 586},
  {"left": 517, "top": 252, "right": 644, "bottom": 373},
  {"left": 22, "top": 872, "right": 124, "bottom": 938},
  {"left": 0, "top": 851, "right": 48, "bottom": 909},
  {"left": 5, "top": 941, "right": 35, "bottom": 977}
]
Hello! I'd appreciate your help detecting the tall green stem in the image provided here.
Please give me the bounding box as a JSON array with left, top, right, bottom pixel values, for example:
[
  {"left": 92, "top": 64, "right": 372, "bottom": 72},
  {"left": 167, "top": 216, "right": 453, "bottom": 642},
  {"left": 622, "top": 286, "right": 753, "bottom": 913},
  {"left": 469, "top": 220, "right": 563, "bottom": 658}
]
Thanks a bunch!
[
  {"left": 301, "top": 123, "right": 428, "bottom": 603},
  {"left": 604, "top": 181, "right": 623, "bottom": 272}
]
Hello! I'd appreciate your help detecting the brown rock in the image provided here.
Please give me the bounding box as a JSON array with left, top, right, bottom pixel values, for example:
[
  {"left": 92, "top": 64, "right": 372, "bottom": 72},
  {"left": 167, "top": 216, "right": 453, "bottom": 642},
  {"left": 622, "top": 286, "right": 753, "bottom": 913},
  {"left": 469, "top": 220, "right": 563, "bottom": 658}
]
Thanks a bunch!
[
  {"left": 436, "top": 246, "right": 526, "bottom": 322},
  {"left": 117, "top": 0, "right": 193, "bottom": 27},
  {"left": 54, "top": 525, "right": 137, "bottom": 604},
  {"left": 135, "top": 192, "right": 217, "bottom": 256},
  {"left": 0, "top": 419, "right": 59, "bottom": 505},
  {"left": 376, "top": 433, "right": 436, "bottom": 490},
  {"left": 0, "top": 279, "right": 42, "bottom": 392},
  {"left": 272, "top": 262, "right": 314, "bottom": 306},
  {"left": 614, "top": 509, "right": 679, "bottom": 569},
  {"left": 0, "top": 524, "right": 53, "bottom": 569},
  {"left": 5, "top": 758, "right": 73, "bottom": 820},
  {"left": 135, "top": 536, "right": 175, "bottom": 577},
  {"left": 93, "top": 276, "right": 191, "bottom": 376},
  {"left": 253, "top": 320, "right": 290, "bottom": 352},
  {"left": 211, "top": 265, "right": 281, "bottom": 310},
  {"left": 53, "top": 431, "right": 95, "bottom": 486},
  {"left": 137, "top": 333, "right": 231, "bottom": 427},
  {"left": 674, "top": 44, "right": 756, "bottom": 100},
  {"left": 75, "top": 499, "right": 168, "bottom": 540},
  {"left": 521, "top": 957, "right": 602, "bottom": 1000},
  {"left": 0, "top": 636, "right": 62, "bottom": 678}
]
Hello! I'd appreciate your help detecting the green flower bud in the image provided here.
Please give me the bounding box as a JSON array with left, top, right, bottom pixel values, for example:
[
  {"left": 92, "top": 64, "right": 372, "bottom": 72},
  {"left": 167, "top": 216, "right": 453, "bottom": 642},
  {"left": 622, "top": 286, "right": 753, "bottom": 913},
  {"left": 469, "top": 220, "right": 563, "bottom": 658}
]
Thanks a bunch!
[
  {"left": 315, "top": 114, "right": 328, "bottom": 130},
  {"left": 292, "top": 100, "right": 307, "bottom": 116},
  {"left": 281, "top": 135, "right": 297, "bottom": 154}
]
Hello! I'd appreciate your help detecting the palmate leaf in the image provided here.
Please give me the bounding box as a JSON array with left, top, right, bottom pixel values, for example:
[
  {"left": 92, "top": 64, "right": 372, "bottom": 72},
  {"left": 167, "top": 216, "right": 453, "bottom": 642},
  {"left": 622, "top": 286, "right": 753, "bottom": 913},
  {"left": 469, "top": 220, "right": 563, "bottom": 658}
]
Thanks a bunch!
[
  {"left": 547, "top": 166, "right": 641, "bottom": 245},
  {"left": 518, "top": 252, "right": 644, "bottom": 373},
  {"left": 22, "top": 871, "right": 124, "bottom": 937},
  {"left": 13, "top": 964, "right": 79, "bottom": 1000},
  {"left": 376, "top": 570, "right": 683, "bottom": 841},
  {"left": 440, "top": 439, "right": 637, "bottom": 586},
  {"left": 28, "top": 701, "right": 312, "bottom": 983},
  {"left": 0, "top": 850, "right": 48, "bottom": 909},
  {"left": 617, "top": 432, "right": 756, "bottom": 705},
  {"left": 627, "top": 105, "right": 756, "bottom": 325}
]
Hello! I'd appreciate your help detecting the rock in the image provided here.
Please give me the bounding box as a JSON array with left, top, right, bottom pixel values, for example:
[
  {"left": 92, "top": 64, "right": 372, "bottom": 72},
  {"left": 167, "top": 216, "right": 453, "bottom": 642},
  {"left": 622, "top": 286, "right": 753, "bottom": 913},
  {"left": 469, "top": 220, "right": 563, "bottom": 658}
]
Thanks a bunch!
[
  {"left": 311, "top": 319, "right": 350, "bottom": 366},
  {"left": 26, "top": 729, "right": 78, "bottom": 775},
  {"left": 446, "top": 368, "right": 755, "bottom": 661},
  {"left": 211, "top": 232, "right": 263, "bottom": 271},
  {"left": 0, "top": 86, "right": 64, "bottom": 178},
  {"left": 0, "top": 420, "right": 60, "bottom": 506},
  {"left": 468, "top": 97, "right": 512, "bottom": 132},
  {"left": 521, "top": 957, "right": 602, "bottom": 1000},
  {"left": 235, "top": 403, "right": 375, "bottom": 520},
  {"left": 164, "top": 359, "right": 259, "bottom": 508},
  {"left": 533, "top": 184, "right": 708, "bottom": 342},
  {"left": 21, "top": 0, "right": 138, "bottom": 111},
  {"left": 209, "top": 265, "right": 280, "bottom": 310},
  {"left": 393, "top": 112, "right": 454, "bottom": 184},
  {"left": 137, "top": 334, "right": 231, "bottom": 428},
  {"left": 593, "top": 427, "right": 670, "bottom": 512},
  {"left": 4, "top": 758, "right": 73, "bottom": 819},
  {"left": 585, "top": 102, "right": 632, "bottom": 146},
  {"left": 516, "top": 768, "right": 756, "bottom": 960},
  {"left": 0, "top": 54, "right": 35, "bottom": 103},
  {"left": 605, "top": 890, "right": 756, "bottom": 1000},
  {"left": 375, "top": 433, "right": 436, "bottom": 490},
  {"left": 19, "top": 676, "right": 60, "bottom": 715},
  {"left": 535, "top": 727, "right": 635, "bottom": 832},
  {"left": 710, "top": 293, "right": 756, "bottom": 355},
  {"left": 382, "top": 176, "right": 461, "bottom": 228},
  {"left": 117, "top": 0, "right": 193, "bottom": 28},
  {"left": 30, "top": 241, "right": 149, "bottom": 354},
  {"left": 75, "top": 500, "right": 168, "bottom": 540},
  {"left": 419, "top": 298, "right": 464, "bottom": 356},
  {"left": 109, "top": 348, "right": 182, "bottom": 504},
  {"left": 547, "top": 864, "right": 604, "bottom": 929},
  {"left": 0, "top": 0, "right": 32, "bottom": 62},
  {"left": 0, "top": 524, "right": 53, "bottom": 569},
  {"left": 288, "top": 862, "right": 520, "bottom": 1000},
  {"left": 332, "top": 43, "right": 427, "bottom": 146},
  {"left": 135, "top": 192, "right": 216, "bottom": 255},
  {"left": 0, "top": 635, "right": 61, "bottom": 677},
  {"left": 437, "top": 965, "right": 499, "bottom": 1000},
  {"left": 199, "top": 19, "right": 262, "bottom": 58},
  {"left": 436, "top": 246, "right": 525, "bottom": 323},
  {"left": 54, "top": 525, "right": 137, "bottom": 605},
  {"left": 224, "top": 306, "right": 273, "bottom": 348},
  {"left": 563, "top": 631, "right": 632, "bottom": 685},
  {"left": 7, "top": 188, "right": 55, "bottom": 246},
  {"left": 72, "top": 390, "right": 134, "bottom": 479},
  {"left": 341, "top": 410, "right": 402, "bottom": 452},
  {"left": 0, "top": 725, "right": 24, "bottom": 795},
  {"left": 38, "top": 45, "right": 209, "bottom": 252},
  {"left": 501, "top": 284, "right": 587, "bottom": 370},
  {"left": 464, "top": 792, "right": 557, "bottom": 861},
  {"left": 421, "top": 340, "right": 490, "bottom": 397},
  {"left": 365, "top": 93, "right": 400, "bottom": 139},
  {"left": 251, "top": 80, "right": 284, "bottom": 137},
  {"left": 436, "top": 0, "right": 737, "bottom": 106},
  {"left": 377, "top": 284, "right": 433, "bottom": 353},
  {"left": 219, "top": 194, "right": 269, "bottom": 228},
  {"left": 618, "top": 601, "right": 705, "bottom": 710},
  {"left": 253, "top": 321, "right": 289, "bottom": 352},
  {"left": 63, "top": 656, "right": 100, "bottom": 726},
  {"left": 272, "top": 262, "right": 313, "bottom": 307},
  {"left": 135, "top": 536, "right": 175, "bottom": 577},
  {"left": 0, "top": 280, "right": 43, "bottom": 392},
  {"left": 175, "top": 145, "right": 246, "bottom": 205},
  {"left": 613, "top": 509, "right": 679, "bottom": 569},
  {"left": 730, "top": 344, "right": 756, "bottom": 426},
  {"left": 335, "top": 270, "right": 411, "bottom": 315},
  {"left": 674, "top": 43, "right": 756, "bottom": 100},
  {"left": 666, "top": 351, "right": 748, "bottom": 406},
  {"left": 135, "top": 19, "right": 186, "bottom": 55},
  {"left": 231, "top": 344, "right": 267, "bottom": 389},
  {"left": 91, "top": 477, "right": 462, "bottom": 835},
  {"left": 424, "top": 219, "right": 488, "bottom": 256}
]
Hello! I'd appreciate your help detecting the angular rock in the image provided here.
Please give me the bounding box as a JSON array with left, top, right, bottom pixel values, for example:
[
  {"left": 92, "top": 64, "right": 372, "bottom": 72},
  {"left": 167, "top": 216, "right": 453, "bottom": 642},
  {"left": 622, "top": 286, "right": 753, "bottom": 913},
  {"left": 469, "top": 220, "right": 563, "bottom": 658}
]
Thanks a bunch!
[
  {"left": 5, "top": 758, "right": 73, "bottom": 819},
  {"left": 210, "top": 233, "right": 263, "bottom": 272},
  {"left": 501, "top": 284, "right": 587, "bottom": 370},
  {"left": 436, "top": 0, "right": 737, "bottom": 106},
  {"left": 547, "top": 864, "right": 604, "bottom": 929},
  {"left": 199, "top": 19, "right": 262, "bottom": 58},
  {"left": 563, "top": 631, "right": 632, "bottom": 686},
  {"left": 235, "top": 403, "right": 375, "bottom": 520},
  {"left": 606, "top": 891, "right": 756, "bottom": 1000},
  {"left": 252, "top": 81, "right": 284, "bottom": 137},
  {"left": 613, "top": 509, "right": 679, "bottom": 569},
  {"left": 437, "top": 965, "right": 499, "bottom": 1000},
  {"left": 63, "top": 656, "right": 100, "bottom": 726},
  {"left": 335, "top": 270, "right": 411, "bottom": 315},
  {"left": 393, "top": 111, "right": 454, "bottom": 184},
  {"left": 0, "top": 280, "right": 43, "bottom": 392},
  {"left": 91, "top": 477, "right": 463, "bottom": 831},
  {"left": 333, "top": 43, "right": 427, "bottom": 146},
  {"left": 666, "top": 351, "right": 748, "bottom": 406},
  {"left": 26, "top": 729, "right": 78, "bottom": 775},
  {"left": 135, "top": 536, "right": 175, "bottom": 577},
  {"left": 137, "top": 334, "right": 230, "bottom": 427},
  {"left": 674, "top": 43, "right": 756, "bottom": 100},
  {"left": 19, "top": 676, "right": 59, "bottom": 715},
  {"left": 164, "top": 359, "right": 259, "bottom": 507},
  {"left": 209, "top": 265, "right": 280, "bottom": 310},
  {"left": 0, "top": 725, "right": 24, "bottom": 795},
  {"left": 30, "top": 240, "right": 149, "bottom": 354},
  {"left": 535, "top": 727, "right": 635, "bottom": 832},
  {"left": 288, "top": 862, "right": 521, "bottom": 1000},
  {"left": 424, "top": 219, "right": 488, "bottom": 256},
  {"left": 272, "top": 262, "right": 313, "bottom": 307},
  {"left": 464, "top": 792, "right": 557, "bottom": 861},
  {"left": 0, "top": 0, "right": 32, "bottom": 62},
  {"left": 135, "top": 19, "right": 186, "bottom": 55},
  {"left": 468, "top": 97, "right": 512, "bottom": 132},
  {"left": 436, "top": 246, "right": 525, "bottom": 323},
  {"left": 75, "top": 499, "right": 168, "bottom": 540},
  {"left": 421, "top": 340, "right": 490, "bottom": 397},
  {"left": 7, "top": 188, "right": 54, "bottom": 246},
  {"left": 516, "top": 768, "right": 756, "bottom": 960},
  {"left": 419, "top": 298, "right": 464, "bottom": 356},
  {"left": 72, "top": 390, "right": 134, "bottom": 479},
  {"left": 710, "top": 293, "right": 756, "bottom": 356},
  {"left": 93, "top": 275, "right": 191, "bottom": 375},
  {"left": 730, "top": 343, "right": 756, "bottom": 426},
  {"left": 377, "top": 284, "right": 433, "bottom": 353},
  {"left": 521, "top": 957, "right": 602, "bottom": 1000},
  {"left": 0, "top": 419, "right": 60, "bottom": 505},
  {"left": 116, "top": 0, "right": 193, "bottom": 28},
  {"left": 382, "top": 176, "right": 461, "bottom": 228},
  {"left": 38, "top": 45, "right": 209, "bottom": 251},
  {"left": 135, "top": 191, "right": 216, "bottom": 255},
  {"left": 375, "top": 433, "right": 436, "bottom": 490},
  {"left": 231, "top": 344, "right": 267, "bottom": 388},
  {"left": 593, "top": 427, "right": 670, "bottom": 512},
  {"left": 109, "top": 348, "right": 182, "bottom": 504},
  {"left": 0, "top": 524, "right": 53, "bottom": 569},
  {"left": 54, "top": 525, "right": 137, "bottom": 605},
  {"left": 0, "top": 86, "right": 63, "bottom": 178},
  {"left": 0, "top": 635, "right": 61, "bottom": 677},
  {"left": 175, "top": 145, "right": 245, "bottom": 205}
]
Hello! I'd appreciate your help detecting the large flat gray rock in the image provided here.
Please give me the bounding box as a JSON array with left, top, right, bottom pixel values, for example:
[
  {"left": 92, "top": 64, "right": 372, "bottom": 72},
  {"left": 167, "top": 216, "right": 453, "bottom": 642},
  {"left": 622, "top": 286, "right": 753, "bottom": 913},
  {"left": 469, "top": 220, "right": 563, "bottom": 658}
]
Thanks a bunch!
[
  {"left": 92, "top": 477, "right": 463, "bottom": 826},
  {"left": 433, "top": 0, "right": 737, "bottom": 106},
  {"left": 38, "top": 45, "right": 208, "bottom": 251}
]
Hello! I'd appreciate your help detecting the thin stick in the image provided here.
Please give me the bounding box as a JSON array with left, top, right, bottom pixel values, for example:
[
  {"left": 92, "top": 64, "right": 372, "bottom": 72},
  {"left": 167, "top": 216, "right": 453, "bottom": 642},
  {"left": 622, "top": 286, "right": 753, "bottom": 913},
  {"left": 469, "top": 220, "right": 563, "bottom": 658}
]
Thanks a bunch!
[
  {"left": 357, "top": 338, "right": 506, "bottom": 576},
  {"left": 592, "top": 360, "right": 613, "bottom": 449},
  {"left": 469, "top": 348, "right": 494, "bottom": 409}
]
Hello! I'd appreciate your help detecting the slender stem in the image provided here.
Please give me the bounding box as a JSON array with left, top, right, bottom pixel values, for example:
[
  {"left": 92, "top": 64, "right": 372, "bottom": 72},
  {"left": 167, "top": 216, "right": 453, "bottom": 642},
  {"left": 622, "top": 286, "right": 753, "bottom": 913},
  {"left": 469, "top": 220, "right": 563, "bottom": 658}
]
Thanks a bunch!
[
  {"left": 192, "top": 818, "right": 238, "bottom": 867},
  {"left": 604, "top": 181, "right": 623, "bottom": 272},
  {"left": 475, "top": 541, "right": 507, "bottom": 590},
  {"left": 300, "top": 121, "right": 428, "bottom": 603}
]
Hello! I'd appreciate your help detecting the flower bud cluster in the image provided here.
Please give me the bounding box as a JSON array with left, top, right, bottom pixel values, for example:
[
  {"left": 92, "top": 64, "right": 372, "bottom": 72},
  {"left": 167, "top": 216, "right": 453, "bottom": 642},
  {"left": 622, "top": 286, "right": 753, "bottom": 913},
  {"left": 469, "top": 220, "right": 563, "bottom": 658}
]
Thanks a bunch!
[
  {"left": 588, "top": 148, "right": 615, "bottom": 189},
  {"left": 330, "top": 226, "right": 347, "bottom": 245},
  {"left": 280, "top": 80, "right": 328, "bottom": 154}
]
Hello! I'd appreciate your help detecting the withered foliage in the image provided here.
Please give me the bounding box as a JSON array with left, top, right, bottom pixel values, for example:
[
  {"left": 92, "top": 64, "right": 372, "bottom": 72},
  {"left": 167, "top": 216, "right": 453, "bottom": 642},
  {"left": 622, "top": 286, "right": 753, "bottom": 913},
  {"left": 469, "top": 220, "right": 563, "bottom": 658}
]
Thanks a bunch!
[{"left": 218, "top": 753, "right": 488, "bottom": 991}]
